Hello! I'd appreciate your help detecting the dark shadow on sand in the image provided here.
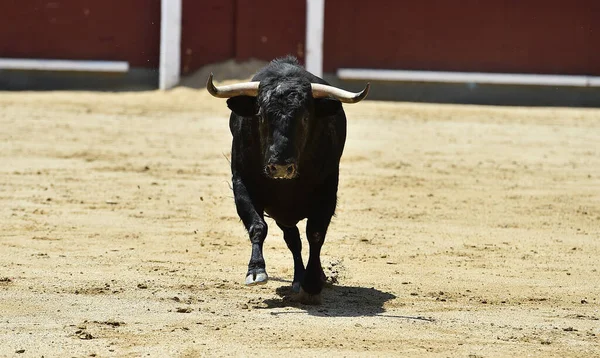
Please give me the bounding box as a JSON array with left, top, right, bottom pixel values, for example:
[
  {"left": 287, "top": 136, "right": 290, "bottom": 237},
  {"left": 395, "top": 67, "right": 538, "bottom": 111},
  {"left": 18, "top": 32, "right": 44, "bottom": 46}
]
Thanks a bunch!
[{"left": 260, "top": 283, "right": 398, "bottom": 318}]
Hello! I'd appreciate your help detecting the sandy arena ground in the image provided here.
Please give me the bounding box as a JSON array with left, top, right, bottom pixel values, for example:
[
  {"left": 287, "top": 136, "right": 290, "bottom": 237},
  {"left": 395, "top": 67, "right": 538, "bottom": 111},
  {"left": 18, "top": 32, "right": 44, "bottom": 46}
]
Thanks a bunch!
[{"left": 1, "top": 88, "right": 599, "bottom": 357}]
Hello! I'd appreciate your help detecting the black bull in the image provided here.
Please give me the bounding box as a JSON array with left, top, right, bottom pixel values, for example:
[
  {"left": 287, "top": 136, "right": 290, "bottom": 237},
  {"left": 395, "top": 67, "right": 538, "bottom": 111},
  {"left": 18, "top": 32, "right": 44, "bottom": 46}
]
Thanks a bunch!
[{"left": 207, "top": 56, "right": 369, "bottom": 303}]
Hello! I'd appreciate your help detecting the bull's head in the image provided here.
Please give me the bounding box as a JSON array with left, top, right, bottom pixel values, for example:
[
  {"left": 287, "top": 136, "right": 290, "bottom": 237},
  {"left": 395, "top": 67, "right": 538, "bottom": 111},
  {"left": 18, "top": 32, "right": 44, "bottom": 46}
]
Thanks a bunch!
[{"left": 207, "top": 74, "right": 369, "bottom": 179}]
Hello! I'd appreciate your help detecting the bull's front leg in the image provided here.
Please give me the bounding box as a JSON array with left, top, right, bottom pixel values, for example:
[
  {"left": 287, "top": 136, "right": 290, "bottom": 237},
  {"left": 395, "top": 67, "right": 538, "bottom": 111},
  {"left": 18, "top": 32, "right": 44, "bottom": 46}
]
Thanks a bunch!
[
  {"left": 301, "top": 173, "right": 339, "bottom": 304},
  {"left": 277, "top": 223, "right": 305, "bottom": 293},
  {"left": 301, "top": 219, "right": 329, "bottom": 305},
  {"left": 232, "top": 178, "right": 268, "bottom": 285}
]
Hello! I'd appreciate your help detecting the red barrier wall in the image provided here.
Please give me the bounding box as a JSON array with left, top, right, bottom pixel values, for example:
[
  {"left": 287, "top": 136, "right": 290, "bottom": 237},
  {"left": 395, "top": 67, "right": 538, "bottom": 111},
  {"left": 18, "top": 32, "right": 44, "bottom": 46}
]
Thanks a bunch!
[
  {"left": 0, "top": 0, "right": 161, "bottom": 67},
  {"left": 323, "top": 0, "right": 600, "bottom": 75},
  {"left": 1, "top": 1, "right": 599, "bottom": 75}
]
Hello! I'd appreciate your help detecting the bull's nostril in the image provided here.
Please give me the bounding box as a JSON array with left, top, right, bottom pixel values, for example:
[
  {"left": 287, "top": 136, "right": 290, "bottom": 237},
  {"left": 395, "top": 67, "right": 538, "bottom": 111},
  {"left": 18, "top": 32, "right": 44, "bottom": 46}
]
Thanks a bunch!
[{"left": 265, "top": 163, "right": 296, "bottom": 178}]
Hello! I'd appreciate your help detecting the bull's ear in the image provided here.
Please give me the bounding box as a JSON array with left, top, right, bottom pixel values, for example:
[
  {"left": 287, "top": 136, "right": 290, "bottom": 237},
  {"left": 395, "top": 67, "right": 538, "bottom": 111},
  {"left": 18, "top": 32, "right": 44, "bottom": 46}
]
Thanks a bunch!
[
  {"left": 314, "top": 98, "right": 342, "bottom": 117},
  {"left": 227, "top": 96, "right": 257, "bottom": 117}
]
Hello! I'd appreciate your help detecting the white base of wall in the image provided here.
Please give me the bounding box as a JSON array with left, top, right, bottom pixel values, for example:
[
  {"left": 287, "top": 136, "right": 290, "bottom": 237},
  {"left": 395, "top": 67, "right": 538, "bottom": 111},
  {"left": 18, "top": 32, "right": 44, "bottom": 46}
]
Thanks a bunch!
[
  {"left": 0, "top": 58, "right": 129, "bottom": 73},
  {"left": 338, "top": 68, "right": 600, "bottom": 87}
]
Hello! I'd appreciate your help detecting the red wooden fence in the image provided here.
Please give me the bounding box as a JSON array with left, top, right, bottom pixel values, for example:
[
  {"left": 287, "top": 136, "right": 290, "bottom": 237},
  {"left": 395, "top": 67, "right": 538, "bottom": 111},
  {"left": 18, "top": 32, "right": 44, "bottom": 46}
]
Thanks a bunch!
[{"left": 1, "top": 0, "right": 598, "bottom": 75}]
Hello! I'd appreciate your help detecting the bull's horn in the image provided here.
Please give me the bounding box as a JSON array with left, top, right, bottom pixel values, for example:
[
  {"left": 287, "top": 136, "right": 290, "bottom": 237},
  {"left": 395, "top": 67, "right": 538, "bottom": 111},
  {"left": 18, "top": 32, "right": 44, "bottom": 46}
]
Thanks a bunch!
[
  {"left": 311, "top": 83, "right": 370, "bottom": 103},
  {"left": 206, "top": 73, "right": 260, "bottom": 98}
]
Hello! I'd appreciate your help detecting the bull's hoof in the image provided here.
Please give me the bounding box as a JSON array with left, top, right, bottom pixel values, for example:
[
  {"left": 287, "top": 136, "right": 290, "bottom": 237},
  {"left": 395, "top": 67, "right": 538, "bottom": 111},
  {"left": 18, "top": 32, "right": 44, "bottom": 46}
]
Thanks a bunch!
[
  {"left": 292, "top": 281, "right": 301, "bottom": 293},
  {"left": 245, "top": 271, "right": 268, "bottom": 286},
  {"left": 298, "top": 288, "right": 322, "bottom": 305}
]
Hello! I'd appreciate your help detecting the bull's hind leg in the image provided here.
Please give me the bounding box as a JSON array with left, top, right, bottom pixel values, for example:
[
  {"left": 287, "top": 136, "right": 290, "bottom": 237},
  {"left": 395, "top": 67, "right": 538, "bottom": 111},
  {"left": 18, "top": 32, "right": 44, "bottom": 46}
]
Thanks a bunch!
[
  {"left": 232, "top": 178, "right": 268, "bottom": 285},
  {"left": 277, "top": 223, "right": 305, "bottom": 293}
]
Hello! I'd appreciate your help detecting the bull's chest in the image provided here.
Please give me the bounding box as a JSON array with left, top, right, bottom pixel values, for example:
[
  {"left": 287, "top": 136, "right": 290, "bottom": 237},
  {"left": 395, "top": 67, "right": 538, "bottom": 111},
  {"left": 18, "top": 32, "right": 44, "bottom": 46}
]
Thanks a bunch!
[{"left": 262, "top": 180, "right": 314, "bottom": 226}]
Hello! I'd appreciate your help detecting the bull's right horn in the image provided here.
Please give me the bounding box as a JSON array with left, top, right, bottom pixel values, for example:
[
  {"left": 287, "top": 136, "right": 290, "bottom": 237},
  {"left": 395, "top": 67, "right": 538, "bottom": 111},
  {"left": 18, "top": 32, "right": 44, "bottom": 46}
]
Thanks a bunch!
[
  {"left": 206, "top": 73, "right": 260, "bottom": 98},
  {"left": 311, "top": 83, "right": 370, "bottom": 103}
]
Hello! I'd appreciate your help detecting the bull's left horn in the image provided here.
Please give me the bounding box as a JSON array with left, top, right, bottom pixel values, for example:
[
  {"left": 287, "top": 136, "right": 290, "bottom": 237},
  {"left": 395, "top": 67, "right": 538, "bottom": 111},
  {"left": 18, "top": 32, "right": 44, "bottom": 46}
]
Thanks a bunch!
[
  {"left": 206, "top": 73, "right": 260, "bottom": 98},
  {"left": 311, "top": 83, "right": 370, "bottom": 103}
]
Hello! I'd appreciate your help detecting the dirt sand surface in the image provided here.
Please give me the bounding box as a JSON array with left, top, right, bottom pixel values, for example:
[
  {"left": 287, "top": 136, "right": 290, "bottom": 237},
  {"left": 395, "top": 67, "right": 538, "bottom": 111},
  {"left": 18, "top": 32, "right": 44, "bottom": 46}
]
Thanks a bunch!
[
  {"left": 1, "top": 88, "right": 599, "bottom": 357},
  {"left": 179, "top": 59, "right": 268, "bottom": 89}
]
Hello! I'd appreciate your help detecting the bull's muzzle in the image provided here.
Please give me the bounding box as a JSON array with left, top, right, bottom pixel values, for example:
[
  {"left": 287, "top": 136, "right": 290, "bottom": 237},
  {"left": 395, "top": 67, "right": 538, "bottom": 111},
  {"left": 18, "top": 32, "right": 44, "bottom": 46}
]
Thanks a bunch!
[{"left": 265, "top": 163, "right": 297, "bottom": 179}]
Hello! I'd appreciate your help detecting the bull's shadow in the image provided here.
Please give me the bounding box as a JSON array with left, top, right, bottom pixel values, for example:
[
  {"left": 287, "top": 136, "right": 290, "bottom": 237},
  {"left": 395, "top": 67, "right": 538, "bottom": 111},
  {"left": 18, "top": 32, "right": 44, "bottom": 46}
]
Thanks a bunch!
[{"left": 261, "top": 282, "right": 396, "bottom": 317}]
